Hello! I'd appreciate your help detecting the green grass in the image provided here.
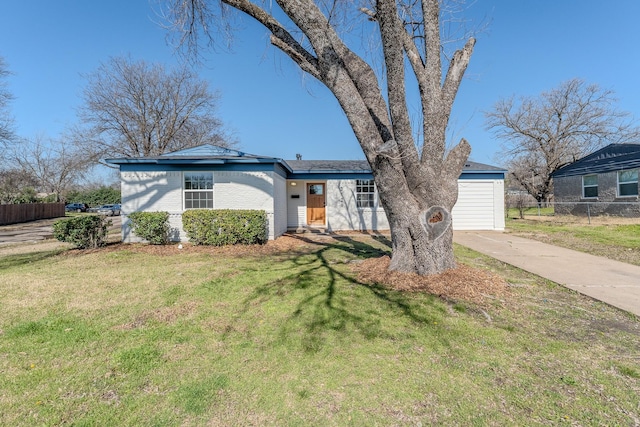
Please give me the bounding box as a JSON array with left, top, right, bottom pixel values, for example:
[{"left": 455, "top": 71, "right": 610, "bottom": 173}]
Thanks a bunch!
[
  {"left": 507, "top": 218, "right": 640, "bottom": 265},
  {"left": 1, "top": 237, "right": 638, "bottom": 425},
  {"left": 507, "top": 206, "right": 555, "bottom": 218}
]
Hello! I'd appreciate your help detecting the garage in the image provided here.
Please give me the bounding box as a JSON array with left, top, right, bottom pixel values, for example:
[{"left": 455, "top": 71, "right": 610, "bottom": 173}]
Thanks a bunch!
[{"left": 453, "top": 179, "right": 505, "bottom": 230}]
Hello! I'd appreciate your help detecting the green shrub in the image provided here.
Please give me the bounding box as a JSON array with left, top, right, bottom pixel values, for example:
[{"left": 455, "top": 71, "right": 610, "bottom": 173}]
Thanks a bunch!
[
  {"left": 182, "top": 209, "right": 268, "bottom": 246},
  {"left": 52, "top": 215, "right": 111, "bottom": 249},
  {"left": 127, "top": 211, "right": 170, "bottom": 245},
  {"left": 66, "top": 186, "right": 121, "bottom": 206}
]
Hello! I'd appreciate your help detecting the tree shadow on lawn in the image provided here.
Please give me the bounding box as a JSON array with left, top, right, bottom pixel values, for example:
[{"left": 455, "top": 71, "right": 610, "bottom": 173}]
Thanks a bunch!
[
  {"left": 0, "top": 249, "right": 65, "bottom": 270},
  {"left": 227, "top": 234, "right": 450, "bottom": 352}
]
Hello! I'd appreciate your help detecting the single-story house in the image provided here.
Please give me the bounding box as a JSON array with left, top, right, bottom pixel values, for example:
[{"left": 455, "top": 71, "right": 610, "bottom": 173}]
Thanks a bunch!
[
  {"left": 552, "top": 143, "right": 640, "bottom": 217},
  {"left": 106, "top": 144, "right": 506, "bottom": 242}
]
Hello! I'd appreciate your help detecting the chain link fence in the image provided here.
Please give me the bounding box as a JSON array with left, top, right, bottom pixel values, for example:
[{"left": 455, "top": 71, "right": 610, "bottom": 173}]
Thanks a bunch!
[{"left": 506, "top": 198, "right": 640, "bottom": 224}]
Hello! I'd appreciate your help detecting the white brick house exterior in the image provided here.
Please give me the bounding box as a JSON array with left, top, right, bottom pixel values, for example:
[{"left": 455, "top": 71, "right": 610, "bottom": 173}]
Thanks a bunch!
[{"left": 107, "top": 145, "right": 506, "bottom": 243}]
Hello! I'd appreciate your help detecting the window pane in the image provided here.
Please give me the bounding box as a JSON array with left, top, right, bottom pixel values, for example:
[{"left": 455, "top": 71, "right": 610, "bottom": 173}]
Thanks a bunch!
[
  {"left": 619, "top": 170, "right": 638, "bottom": 184},
  {"left": 584, "top": 186, "right": 598, "bottom": 198},
  {"left": 184, "top": 172, "right": 214, "bottom": 209},
  {"left": 184, "top": 172, "right": 213, "bottom": 189},
  {"left": 619, "top": 182, "right": 638, "bottom": 196},
  {"left": 356, "top": 193, "right": 374, "bottom": 208},
  {"left": 356, "top": 179, "right": 375, "bottom": 208},
  {"left": 583, "top": 175, "right": 597, "bottom": 186},
  {"left": 309, "top": 184, "right": 323, "bottom": 195}
]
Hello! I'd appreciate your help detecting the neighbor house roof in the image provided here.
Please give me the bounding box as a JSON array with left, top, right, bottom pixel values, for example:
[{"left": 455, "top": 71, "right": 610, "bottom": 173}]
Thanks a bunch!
[{"left": 552, "top": 143, "right": 640, "bottom": 178}]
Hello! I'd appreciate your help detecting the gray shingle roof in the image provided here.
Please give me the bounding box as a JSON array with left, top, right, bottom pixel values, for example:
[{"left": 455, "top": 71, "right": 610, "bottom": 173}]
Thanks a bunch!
[{"left": 285, "top": 159, "right": 505, "bottom": 173}]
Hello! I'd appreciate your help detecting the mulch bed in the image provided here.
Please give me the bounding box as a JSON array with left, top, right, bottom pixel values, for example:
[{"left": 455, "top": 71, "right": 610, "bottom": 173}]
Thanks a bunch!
[{"left": 353, "top": 256, "right": 510, "bottom": 305}]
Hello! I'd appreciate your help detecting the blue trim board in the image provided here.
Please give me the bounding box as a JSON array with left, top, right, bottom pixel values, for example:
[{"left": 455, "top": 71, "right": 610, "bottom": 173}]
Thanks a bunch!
[
  {"left": 119, "top": 163, "right": 279, "bottom": 173},
  {"left": 459, "top": 172, "right": 505, "bottom": 180}
]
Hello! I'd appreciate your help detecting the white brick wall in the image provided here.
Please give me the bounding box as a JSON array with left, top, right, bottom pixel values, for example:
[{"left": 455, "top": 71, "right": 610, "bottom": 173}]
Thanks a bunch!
[
  {"left": 326, "top": 180, "right": 390, "bottom": 231},
  {"left": 273, "top": 174, "right": 288, "bottom": 237},
  {"left": 120, "top": 170, "right": 279, "bottom": 242},
  {"left": 286, "top": 180, "right": 306, "bottom": 228}
]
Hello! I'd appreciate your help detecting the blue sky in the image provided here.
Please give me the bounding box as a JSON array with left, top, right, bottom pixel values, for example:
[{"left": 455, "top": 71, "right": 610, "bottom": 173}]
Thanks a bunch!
[{"left": 1, "top": 1, "right": 639, "bottom": 169}]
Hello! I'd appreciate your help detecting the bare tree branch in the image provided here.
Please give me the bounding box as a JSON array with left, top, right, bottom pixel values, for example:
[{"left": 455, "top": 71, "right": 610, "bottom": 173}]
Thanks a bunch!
[
  {"left": 486, "top": 78, "right": 640, "bottom": 202},
  {"left": 76, "top": 56, "right": 234, "bottom": 161}
]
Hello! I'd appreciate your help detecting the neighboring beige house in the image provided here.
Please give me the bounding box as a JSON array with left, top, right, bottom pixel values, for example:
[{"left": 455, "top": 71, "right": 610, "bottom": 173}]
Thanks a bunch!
[{"left": 106, "top": 144, "right": 506, "bottom": 242}]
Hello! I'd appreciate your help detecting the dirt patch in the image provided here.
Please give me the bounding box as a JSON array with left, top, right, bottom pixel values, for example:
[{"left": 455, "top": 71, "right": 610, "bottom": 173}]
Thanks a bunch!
[
  {"left": 113, "top": 301, "right": 200, "bottom": 330},
  {"left": 353, "top": 256, "right": 510, "bottom": 305}
]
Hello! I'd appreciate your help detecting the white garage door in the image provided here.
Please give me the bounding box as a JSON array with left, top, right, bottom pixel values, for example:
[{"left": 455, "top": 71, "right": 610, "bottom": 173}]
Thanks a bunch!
[{"left": 452, "top": 181, "right": 496, "bottom": 230}]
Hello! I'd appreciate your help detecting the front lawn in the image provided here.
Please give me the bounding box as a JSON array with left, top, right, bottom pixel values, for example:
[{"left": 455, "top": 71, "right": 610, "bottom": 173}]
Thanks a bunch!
[{"left": 0, "top": 236, "right": 638, "bottom": 425}]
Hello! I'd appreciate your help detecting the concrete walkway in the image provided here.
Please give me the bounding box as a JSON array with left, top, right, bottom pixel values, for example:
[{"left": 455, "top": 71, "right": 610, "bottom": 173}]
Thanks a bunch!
[{"left": 454, "top": 231, "right": 640, "bottom": 317}]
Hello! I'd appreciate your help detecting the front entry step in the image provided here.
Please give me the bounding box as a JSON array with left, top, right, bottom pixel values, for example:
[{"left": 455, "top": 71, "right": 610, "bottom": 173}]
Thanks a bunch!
[{"left": 287, "top": 227, "right": 330, "bottom": 235}]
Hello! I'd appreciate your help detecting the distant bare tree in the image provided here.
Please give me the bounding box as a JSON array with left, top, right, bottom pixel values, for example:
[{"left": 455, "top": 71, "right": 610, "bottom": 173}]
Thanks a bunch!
[
  {"left": 8, "top": 136, "right": 92, "bottom": 202},
  {"left": 77, "top": 56, "right": 233, "bottom": 161},
  {"left": 0, "top": 55, "right": 16, "bottom": 150},
  {"left": 486, "top": 78, "right": 640, "bottom": 202},
  {"left": 0, "top": 168, "right": 38, "bottom": 204}
]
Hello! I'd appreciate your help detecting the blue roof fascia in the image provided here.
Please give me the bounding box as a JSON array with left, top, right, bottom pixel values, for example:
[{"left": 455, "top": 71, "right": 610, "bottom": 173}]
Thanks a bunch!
[
  {"left": 119, "top": 163, "right": 280, "bottom": 173},
  {"left": 106, "top": 156, "right": 293, "bottom": 171},
  {"left": 459, "top": 172, "right": 505, "bottom": 180}
]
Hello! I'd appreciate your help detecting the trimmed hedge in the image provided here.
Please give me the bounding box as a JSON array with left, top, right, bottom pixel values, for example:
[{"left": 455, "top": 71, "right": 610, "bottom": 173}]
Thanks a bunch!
[
  {"left": 127, "top": 211, "right": 170, "bottom": 245},
  {"left": 182, "top": 209, "right": 268, "bottom": 246},
  {"left": 53, "top": 215, "right": 111, "bottom": 249}
]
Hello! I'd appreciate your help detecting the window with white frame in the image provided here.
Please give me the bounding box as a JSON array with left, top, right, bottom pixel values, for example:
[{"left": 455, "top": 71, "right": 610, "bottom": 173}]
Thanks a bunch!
[
  {"left": 618, "top": 169, "right": 638, "bottom": 197},
  {"left": 582, "top": 175, "right": 598, "bottom": 198},
  {"left": 184, "top": 172, "right": 213, "bottom": 209},
  {"left": 356, "top": 179, "right": 376, "bottom": 208}
]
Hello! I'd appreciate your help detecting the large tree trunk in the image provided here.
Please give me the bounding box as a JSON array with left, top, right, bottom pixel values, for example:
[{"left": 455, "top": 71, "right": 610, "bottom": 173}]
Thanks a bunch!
[
  {"left": 370, "top": 155, "right": 463, "bottom": 274},
  {"left": 387, "top": 209, "right": 456, "bottom": 275}
]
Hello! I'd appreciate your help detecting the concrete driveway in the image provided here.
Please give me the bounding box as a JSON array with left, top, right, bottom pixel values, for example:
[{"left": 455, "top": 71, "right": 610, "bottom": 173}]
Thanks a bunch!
[{"left": 454, "top": 230, "right": 640, "bottom": 317}]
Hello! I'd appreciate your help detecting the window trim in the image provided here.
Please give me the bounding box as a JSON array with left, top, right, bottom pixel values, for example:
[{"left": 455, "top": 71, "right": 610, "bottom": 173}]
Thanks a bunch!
[
  {"left": 582, "top": 174, "right": 598, "bottom": 199},
  {"left": 183, "top": 171, "right": 214, "bottom": 210},
  {"left": 617, "top": 169, "right": 638, "bottom": 198},
  {"left": 355, "top": 179, "right": 377, "bottom": 209}
]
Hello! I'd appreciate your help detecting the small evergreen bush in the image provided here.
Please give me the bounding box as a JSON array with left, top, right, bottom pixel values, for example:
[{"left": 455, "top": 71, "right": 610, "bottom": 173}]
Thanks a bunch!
[
  {"left": 182, "top": 209, "right": 268, "bottom": 246},
  {"left": 52, "top": 215, "right": 110, "bottom": 249},
  {"left": 127, "top": 211, "right": 170, "bottom": 245}
]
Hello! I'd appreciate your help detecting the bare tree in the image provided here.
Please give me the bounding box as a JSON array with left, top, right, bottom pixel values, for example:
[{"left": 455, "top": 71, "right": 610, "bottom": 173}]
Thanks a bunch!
[
  {"left": 0, "top": 168, "right": 38, "bottom": 204},
  {"left": 0, "top": 55, "right": 16, "bottom": 150},
  {"left": 486, "top": 78, "right": 640, "bottom": 203},
  {"left": 77, "top": 56, "right": 233, "bottom": 161},
  {"left": 8, "top": 136, "right": 92, "bottom": 202},
  {"left": 162, "top": 0, "right": 476, "bottom": 275}
]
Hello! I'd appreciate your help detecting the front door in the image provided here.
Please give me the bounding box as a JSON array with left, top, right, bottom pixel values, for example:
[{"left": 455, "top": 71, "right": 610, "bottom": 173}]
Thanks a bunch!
[{"left": 306, "top": 183, "right": 326, "bottom": 225}]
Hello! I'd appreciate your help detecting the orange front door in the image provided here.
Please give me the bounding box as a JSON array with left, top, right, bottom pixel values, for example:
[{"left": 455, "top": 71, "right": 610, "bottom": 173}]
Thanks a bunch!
[{"left": 306, "top": 183, "right": 326, "bottom": 225}]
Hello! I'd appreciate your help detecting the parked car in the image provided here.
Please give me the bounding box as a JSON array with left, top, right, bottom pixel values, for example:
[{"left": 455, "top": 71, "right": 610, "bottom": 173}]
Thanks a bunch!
[
  {"left": 65, "top": 203, "right": 89, "bottom": 212},
  {"left": 96, "top": 204, "right": 121, "bottom": 216}
]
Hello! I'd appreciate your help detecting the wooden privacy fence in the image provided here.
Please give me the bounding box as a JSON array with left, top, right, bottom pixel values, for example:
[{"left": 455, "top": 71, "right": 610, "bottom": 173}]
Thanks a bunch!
[{"left": 0, "top": 203, "right": 66, "bottom": 226}]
